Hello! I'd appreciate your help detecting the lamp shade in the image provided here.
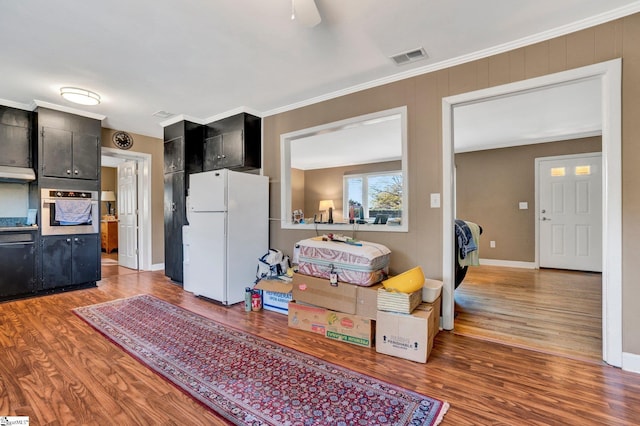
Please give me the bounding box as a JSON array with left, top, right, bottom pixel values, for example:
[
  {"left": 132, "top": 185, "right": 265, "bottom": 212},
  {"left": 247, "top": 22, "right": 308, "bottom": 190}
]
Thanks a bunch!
[
  {"left": 101, "top": 191, "right": 116, "bottom": 202},
  {"left": 318, "top": 199, "right": 335, "bottom": 211}
]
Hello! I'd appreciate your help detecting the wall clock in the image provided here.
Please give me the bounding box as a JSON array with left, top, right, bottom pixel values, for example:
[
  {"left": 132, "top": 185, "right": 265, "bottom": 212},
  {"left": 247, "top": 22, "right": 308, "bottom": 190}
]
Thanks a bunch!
[{"left": 113, "top": 131, "right": 134, "bottom": 150}]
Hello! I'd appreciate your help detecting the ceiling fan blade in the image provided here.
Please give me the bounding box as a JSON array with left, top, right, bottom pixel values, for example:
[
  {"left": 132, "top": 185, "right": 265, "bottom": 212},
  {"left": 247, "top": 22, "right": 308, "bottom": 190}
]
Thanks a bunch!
[{"left": 295, "top": 0, "right": 321, "bottom": 27}]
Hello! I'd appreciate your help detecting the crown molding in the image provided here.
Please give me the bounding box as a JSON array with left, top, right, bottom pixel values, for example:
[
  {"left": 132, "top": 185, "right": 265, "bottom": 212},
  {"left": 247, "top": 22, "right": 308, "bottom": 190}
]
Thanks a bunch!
[
  {"left": 32, "top": 100, "right": 106, "bottom": 121},
  {"left": 262, "top": 2, "right": 640, "bottom": 117}
]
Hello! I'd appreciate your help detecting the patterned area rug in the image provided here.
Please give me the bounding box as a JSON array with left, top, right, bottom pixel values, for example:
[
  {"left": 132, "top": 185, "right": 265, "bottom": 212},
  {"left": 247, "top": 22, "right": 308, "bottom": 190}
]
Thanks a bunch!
[{"left": 73, "top": 294, "right": 448, "bottom": 425}]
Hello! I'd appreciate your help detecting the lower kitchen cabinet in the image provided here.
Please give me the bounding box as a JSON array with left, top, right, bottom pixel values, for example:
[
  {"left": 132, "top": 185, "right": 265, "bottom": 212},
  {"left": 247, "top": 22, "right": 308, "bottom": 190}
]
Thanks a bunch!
[
  {"left": 41, "top": 234, "right": 100, "bottom": 290},
  {"left": 0, "top": 232, "right": 37, "bottom": 298}
]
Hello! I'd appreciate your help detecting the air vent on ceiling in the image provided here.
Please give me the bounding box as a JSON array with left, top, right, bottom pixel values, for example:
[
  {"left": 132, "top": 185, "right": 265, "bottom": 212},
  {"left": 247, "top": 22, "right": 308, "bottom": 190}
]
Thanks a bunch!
[
  {"left": 390, "top": 47, "right": 428, "bottom": 66},
  {"left": 152, "top": 110, "right": 174, "bottom": 118}
]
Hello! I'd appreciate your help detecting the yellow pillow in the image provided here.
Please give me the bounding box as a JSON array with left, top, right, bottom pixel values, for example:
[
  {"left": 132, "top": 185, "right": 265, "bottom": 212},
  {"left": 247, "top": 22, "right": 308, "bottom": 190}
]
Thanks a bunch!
[{"left": 382, "top": 266, "right": 425, "bottom": 293}]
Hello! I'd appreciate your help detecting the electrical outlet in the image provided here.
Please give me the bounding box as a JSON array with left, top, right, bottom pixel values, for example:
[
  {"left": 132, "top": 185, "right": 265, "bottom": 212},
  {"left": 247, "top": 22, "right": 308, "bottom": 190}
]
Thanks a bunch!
[{"left": 490, "top": 240, "right": 496, "bottom": 248}]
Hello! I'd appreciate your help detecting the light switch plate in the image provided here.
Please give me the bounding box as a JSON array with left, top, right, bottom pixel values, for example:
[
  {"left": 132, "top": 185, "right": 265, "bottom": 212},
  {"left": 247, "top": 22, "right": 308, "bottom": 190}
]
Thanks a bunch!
[
  {"left": 430, "top": 193, "right": 440, "bottom": 208},
  {"left": 519, "top": 202, "right": 528, "bottom": 210}
]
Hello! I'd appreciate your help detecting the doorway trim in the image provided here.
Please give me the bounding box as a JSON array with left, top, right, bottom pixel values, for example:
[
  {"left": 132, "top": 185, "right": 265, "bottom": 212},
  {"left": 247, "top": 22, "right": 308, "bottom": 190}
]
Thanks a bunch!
[
  {"left": 442, "top": 59, "right": 622, "bottom": 367},
  {"left": 101, "top": 147, "right": 153, "bottom": 271}
]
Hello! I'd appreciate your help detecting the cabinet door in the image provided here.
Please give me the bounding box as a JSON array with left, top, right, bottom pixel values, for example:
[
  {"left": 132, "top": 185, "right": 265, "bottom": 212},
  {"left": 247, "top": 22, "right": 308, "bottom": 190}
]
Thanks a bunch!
[
  {"left": 72, "top": 133, "right": 99, "bottom": 180},
  {"left": 0, "top": 124, "right": 30, "bottom": 167},
  {"left": 164, "top": 172, "right": 185, "bottom": 282},
  {"left": 42, "top": 127, "right": 74, "bottom": 178},
  {"left": 221, "top": 130, "right": 244, "bottom": 169},
  {"left": 164, "top": 137, "right": 185, "bottom": 173},
  {"left": 203, "top": 134, "right": 223, "bottom": 171},
  {"left": 0, "top": 238, "right": 36, "bottom": 297},
  {"left": 72, "top": 234, "right": 100, "bottom": 284},
  {"left": 41, "top": 236, "right": 73, "bottom": 289}
]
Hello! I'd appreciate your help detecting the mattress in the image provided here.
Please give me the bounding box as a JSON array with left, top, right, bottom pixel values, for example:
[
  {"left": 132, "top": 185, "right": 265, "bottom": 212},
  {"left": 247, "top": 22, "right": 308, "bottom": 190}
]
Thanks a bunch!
[{"left": 293, "top": 237, "right": 391, "bottom": 286}]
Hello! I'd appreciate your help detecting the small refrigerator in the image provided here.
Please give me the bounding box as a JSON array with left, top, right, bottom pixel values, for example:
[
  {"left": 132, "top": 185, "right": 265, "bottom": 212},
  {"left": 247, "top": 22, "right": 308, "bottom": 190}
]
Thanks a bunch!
[{"left": 183, "top": 169, "right": 269, "bottom": 305}]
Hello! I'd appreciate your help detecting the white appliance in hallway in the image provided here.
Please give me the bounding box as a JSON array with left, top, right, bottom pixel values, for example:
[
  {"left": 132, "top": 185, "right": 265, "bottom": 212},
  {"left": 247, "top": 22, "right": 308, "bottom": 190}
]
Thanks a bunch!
[{"left": 183, "top": 169, "right": 268, "bottom": 305}]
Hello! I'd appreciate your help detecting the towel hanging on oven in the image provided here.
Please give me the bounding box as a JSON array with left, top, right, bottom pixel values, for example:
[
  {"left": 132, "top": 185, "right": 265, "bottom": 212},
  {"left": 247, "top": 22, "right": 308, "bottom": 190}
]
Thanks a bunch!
[{"left": 55, "top": 199, "right": 92, "bottom": 225}]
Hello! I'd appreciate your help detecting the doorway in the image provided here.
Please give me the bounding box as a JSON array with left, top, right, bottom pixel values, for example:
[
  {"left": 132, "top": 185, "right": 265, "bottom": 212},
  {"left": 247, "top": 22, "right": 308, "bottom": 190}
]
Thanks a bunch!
[
  {"left": 442, "top": 59, "right": 622, "bottom": 367},
  {"left": 101, "top": 147, "right": 153, "bottom": 271}
]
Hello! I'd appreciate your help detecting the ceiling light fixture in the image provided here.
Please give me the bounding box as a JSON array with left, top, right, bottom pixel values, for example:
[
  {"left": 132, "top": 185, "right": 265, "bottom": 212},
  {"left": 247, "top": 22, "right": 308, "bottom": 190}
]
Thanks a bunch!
[{"left": 60, "top": 87, "right": 101, "bottom": 105}]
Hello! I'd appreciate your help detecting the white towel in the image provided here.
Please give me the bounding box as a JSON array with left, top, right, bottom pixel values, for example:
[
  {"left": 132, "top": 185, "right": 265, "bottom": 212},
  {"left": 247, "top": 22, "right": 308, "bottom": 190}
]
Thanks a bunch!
[{"left": 55, "top": 199, "right": 92, "bottom": 225}]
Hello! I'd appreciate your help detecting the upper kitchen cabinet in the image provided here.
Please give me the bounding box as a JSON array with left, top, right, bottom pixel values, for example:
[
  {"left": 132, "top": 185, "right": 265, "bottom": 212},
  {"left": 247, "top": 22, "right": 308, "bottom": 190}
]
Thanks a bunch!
[
  {"left": 0, "top": 106, "right": 33, "bottom": 168},
  {"left": 204, "top": 113, "right": 261, "bottom": 171},
  {"left": 163, "top": 120, "right": 204, "bottom": 174},
  {"left": 36, "top": 107, "right": 101, "bottom": 187}
]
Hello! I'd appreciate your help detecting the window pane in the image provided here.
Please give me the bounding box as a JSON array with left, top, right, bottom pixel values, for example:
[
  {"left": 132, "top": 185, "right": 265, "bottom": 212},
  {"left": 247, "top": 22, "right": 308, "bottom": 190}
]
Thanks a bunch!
[{"left": 368, "top": 174, "right": 403, "bottom": 218}]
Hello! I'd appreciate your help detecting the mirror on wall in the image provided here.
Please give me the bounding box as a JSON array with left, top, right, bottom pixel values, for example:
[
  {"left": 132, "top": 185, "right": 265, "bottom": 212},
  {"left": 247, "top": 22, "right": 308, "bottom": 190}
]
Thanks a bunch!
[{"left": 280, "top": 106, "right": 408, "bottom": 232}]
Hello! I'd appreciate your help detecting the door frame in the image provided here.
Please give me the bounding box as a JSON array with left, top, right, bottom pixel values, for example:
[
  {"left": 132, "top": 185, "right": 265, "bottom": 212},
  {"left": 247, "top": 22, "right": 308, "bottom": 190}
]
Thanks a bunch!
[
  {"left": 535, "top": 152, "right": 603, "bottom": 271},
  {"left": 442, "top": 59, "right": 622, "bottom": 367},
  {"left": 101, "top": 147, "right": 152, "bottom": 271}
]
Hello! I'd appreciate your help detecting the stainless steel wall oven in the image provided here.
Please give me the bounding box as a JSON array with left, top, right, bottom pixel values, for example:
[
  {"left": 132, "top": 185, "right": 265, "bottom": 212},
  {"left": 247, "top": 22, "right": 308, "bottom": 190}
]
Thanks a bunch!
[{"left": 41, "top": 188, "right": 99, "bottom": 235}]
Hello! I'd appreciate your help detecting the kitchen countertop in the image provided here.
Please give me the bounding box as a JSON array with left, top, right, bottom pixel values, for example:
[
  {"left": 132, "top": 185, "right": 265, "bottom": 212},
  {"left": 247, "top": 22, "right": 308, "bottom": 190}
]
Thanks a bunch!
[{"left": 0, "top": 225, "right": 38, "bottom": 232}]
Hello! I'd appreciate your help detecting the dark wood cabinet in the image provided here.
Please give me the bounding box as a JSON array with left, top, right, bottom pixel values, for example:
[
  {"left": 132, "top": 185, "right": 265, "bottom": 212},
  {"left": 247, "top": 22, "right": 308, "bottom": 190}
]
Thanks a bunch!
[
  {"left": 164, "top": 172, "right": 185, "bottom": 282},
  {"left": 163, "top": 120, "right": 202, "bottom": 283},
  {"left": 41, "top": 234, "right": 100, "bottom": 290},
  {"left": 204, "top": 113, "right": 261, "bottom": 171},
  {"left": 0, "top": 231, "right": 37, "bottom": 299},
  {"left": 36, "top": 107, "right": 101, "bottom": 186},
  {"left": 0, "top": 106, "right": 33, "bottom": 168},
  {"left": 40, "top": 127, "right": 99, "bottom": 180}
]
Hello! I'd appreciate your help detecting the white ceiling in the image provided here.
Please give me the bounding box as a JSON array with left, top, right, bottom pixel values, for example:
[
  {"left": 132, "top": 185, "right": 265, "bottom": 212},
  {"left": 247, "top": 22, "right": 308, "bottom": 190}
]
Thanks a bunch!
[{"left": 1, "top": 0, "right": 638, "bottom": 144}]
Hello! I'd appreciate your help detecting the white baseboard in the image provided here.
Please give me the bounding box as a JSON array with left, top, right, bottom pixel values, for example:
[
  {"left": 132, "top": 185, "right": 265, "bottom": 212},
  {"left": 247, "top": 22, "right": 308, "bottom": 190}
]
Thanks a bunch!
[
  {"left": 479, "top": 258, "right": 537, "bottom": 269},
  {"left": 622, "top": 352, "right": 640, "bottom": 374},
  {"left": 151, "top": 263, "right": 165, "bottom": 271}
]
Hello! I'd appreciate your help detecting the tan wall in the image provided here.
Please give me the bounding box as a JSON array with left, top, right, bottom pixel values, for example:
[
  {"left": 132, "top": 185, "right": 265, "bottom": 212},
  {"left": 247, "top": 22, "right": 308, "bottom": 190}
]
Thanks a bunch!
[
  {"left": 291, "top": 168, "right": 305, "bottom": 220},
  {"left": 455, "top": 137, "right": 601, "bottom": 262},
  {"left": 264, "top": 15, "right": 640, "bottom": 355},
  {"left": 100, "top": 129, "right": 165, "bottom": 265}
]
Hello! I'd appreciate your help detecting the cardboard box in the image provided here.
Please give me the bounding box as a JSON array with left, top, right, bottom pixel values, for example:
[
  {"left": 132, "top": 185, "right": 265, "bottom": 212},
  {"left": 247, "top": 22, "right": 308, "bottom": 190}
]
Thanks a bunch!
[
  {"left": 356, "top": 283, "right": 382, "bottom": 320},
  {"left": 376, "top": 302, "right": 439, "bottom": 363},
  {"left": 377, "top": 288, "right": 422, "bottom": 314},
  {"left": 287, "top": 301, "right": 327, "bottom": 335},
  {"left": 292, "top": 273, "right": 358, "bottom": 314},
  {"left": 325, "top": 310, "right": 375, "bottom": 348},
  {"left": 288, "top": 301, "right": 375, "bottom": 348},
  {"left": 254, "top": 280, "right": 293, "bottom": 315}
]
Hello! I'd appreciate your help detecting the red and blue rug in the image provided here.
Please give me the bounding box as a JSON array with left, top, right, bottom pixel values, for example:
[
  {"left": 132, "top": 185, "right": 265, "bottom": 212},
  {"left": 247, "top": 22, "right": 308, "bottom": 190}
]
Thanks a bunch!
[{"left": 73, "top": 294, "right": 448, "bottom": 425}]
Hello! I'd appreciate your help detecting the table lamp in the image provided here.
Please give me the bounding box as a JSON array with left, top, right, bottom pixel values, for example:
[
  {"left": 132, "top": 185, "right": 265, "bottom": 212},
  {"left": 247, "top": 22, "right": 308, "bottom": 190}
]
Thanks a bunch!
[
  {"left": 101, "top": 191, "right": 116, "bottom": 216},
  {"left": 319, "top": 199, "right": 335, "bottom": 224}
]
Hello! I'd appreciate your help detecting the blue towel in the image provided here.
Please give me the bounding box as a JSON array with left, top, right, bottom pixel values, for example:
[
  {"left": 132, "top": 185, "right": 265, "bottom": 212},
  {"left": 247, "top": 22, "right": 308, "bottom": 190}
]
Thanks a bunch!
[
  {"left": 55, "top": 199, "right": 92, "bottom": 225},
  {"left": 455, "top": 219, "right": 477, "bottom": 259}
]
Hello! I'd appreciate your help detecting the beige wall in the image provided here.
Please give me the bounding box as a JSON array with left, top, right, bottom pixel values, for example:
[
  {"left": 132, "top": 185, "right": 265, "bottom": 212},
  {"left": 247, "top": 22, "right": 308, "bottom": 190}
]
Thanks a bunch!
[
  {"left": 100, "top": 129, "right": 165, "bottom": 265},
  {"left": 264, "top": 15, "right": 640, "bottom": 355},
  {"left": 455, "top": 137, "right": 601, "bottom": 262}
]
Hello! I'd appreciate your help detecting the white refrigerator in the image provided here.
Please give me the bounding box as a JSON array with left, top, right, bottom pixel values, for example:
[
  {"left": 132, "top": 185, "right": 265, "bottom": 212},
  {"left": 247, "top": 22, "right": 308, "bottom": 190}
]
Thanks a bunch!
[{"left": 183, "top": 169, "right": 269, "bottom": 305}]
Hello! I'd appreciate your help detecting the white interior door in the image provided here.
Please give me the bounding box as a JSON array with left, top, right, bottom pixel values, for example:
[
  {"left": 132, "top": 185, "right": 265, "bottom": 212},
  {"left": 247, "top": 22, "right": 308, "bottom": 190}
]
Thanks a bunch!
[
  {"left": 117, "top": 160, "right": 138, "bottom": 270},
  {"left": 538, "top": 153, "right": 602, "bottom": 272}
]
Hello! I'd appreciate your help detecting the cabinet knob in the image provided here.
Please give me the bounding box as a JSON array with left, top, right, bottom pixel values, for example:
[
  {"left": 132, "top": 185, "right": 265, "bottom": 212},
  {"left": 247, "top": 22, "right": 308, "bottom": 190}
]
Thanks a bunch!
[
  {"left": 74, "top": 238, "right": 79, "bottom": 242},
  {"left": 222, "top": 155, "right": 226, "bottom": 158},
  {"left": 66, "top": 238, "right": 71, "bottom": 242},
  {"left": 171, "top": 202, "right": 176, "bottom": 212},
  {"left": 66, "top": 169, "right": 71, "bottom": 174},
  {"left": 217, "top": 155, "right": 222, "bottom": 159},
  {"left": 74, "top": 170, "right": 79, "bottom": 175}
]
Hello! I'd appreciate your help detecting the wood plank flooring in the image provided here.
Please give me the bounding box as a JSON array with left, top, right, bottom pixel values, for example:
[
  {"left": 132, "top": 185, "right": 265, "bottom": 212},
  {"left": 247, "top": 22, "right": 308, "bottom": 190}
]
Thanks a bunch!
[
  {"left": 454, "top": 265, "right": 602, "bottom": 362},
  {"left": 0, "top": 269, "right": 638, "bottom": 425}
]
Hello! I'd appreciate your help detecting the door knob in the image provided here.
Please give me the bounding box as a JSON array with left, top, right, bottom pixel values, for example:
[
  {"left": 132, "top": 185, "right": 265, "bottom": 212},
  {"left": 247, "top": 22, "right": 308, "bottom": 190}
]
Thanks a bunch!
[{"left": 541, "top": 217, "right": 551, "bottom": 221}]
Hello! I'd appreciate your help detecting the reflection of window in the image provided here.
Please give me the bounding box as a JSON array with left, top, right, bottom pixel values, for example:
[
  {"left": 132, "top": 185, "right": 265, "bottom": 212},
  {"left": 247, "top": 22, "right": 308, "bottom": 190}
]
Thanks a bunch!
[
  {"left": 550, "top": 167, "right": 566, "bottom": 177},
  {"left": 344, "top": 171, "right": 403, "bottom": 220}
]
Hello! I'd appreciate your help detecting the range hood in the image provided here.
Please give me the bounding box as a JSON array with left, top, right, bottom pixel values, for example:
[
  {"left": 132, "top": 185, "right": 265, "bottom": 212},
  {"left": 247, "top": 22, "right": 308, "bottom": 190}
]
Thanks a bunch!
[{"left": 0, "top": 165, "right": 36, "bottom": 182}]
